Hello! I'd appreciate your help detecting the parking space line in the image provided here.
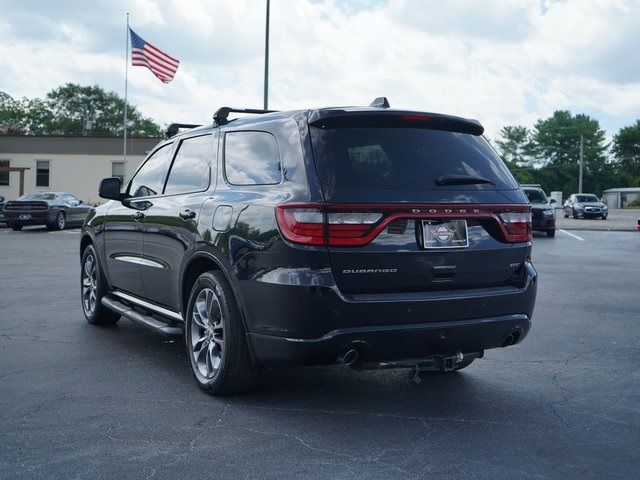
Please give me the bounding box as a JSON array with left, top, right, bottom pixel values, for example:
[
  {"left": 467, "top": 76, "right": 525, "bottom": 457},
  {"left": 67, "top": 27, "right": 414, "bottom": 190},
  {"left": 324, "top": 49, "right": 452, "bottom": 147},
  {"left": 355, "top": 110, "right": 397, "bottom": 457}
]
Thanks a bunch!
[{"left": 559, "top": 229, "right": 585, "bottom": 241}]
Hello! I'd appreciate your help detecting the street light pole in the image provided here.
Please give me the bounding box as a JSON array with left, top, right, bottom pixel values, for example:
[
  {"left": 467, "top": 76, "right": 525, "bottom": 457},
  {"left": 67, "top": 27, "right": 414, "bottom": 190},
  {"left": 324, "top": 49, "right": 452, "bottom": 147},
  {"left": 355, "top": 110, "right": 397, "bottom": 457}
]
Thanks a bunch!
[
  {"left": 263, "top": 0, "right": 270, "bottom": 110},
  {"left": 578, "top": 135, "right": 584, "bottom": 193}
]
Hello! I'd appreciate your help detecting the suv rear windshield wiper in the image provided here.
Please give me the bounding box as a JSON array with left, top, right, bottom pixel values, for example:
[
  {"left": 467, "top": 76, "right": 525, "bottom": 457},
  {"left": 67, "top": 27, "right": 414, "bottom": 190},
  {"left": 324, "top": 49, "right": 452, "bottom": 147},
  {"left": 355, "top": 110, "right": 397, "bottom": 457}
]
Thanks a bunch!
[{"left": 436, "top": 175, "right": 495, "bottom": 186}]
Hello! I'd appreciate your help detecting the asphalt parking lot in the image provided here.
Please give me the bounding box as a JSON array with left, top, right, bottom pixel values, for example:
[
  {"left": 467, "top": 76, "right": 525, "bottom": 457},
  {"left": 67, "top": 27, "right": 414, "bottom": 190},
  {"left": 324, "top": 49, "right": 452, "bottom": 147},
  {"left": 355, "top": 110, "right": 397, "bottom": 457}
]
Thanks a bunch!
[{"left": 1, "top": 226, "right": 639, "bottom": 479}]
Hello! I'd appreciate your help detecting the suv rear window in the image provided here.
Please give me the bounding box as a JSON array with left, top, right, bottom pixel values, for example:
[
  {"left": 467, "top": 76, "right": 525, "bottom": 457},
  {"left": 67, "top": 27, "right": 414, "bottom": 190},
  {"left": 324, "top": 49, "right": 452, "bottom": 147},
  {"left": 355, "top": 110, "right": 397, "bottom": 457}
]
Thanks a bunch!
[
  {"left": 524, "top": 189, "right": 548, "bottom": 203},
  {"left": 309, "top": 126, "right": 517, "bottom": 190}
]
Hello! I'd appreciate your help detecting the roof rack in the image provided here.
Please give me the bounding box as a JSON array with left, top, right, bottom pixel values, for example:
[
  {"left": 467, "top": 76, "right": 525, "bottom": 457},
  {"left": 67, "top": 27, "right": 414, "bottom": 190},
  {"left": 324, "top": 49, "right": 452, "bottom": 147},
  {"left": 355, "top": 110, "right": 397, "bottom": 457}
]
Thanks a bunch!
[
  {"left": 213, "top": 107, "right": 278, "bottom": 125},
  {"left": 165, "top": 123, "right": 201, "bottom": 138}
]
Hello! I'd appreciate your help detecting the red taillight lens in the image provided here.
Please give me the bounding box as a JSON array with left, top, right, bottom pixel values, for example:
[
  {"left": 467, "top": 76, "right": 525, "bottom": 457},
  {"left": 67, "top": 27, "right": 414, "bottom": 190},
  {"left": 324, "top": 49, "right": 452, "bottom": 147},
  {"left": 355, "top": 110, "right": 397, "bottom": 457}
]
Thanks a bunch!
[
  {"left": 276, "top": 204, "right": 532, "bottom": 246},
  {"left": 499, "top": 211, "right": 532, "bottom": 243},
  {"left": 275, "top": 205, "right": 383, "bottom": 246},
  {"left": 275, "top": 206, "right": 325, "bottom": 245}
]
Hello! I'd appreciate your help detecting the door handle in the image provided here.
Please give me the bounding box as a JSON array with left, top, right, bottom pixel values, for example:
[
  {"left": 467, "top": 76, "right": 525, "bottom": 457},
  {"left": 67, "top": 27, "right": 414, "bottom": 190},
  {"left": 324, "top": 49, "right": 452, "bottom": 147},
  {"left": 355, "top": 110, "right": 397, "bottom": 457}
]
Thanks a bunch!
[
  {"left": 179, "top": 209, "right": 196, "bottom": 220},
  {"left": 132, "top": 211, "right": 145, "bottom": 221}
]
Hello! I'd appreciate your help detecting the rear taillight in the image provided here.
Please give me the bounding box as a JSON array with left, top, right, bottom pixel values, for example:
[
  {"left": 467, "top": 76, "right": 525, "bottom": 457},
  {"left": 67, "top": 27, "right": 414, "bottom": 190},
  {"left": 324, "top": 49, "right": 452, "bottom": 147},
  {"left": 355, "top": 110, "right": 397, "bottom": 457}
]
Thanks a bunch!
[
  {"left": 499, "top": 211, "right": 532, "bottom": 243},
  {"left": 275, "top": 207, "right": 325, "bottom": 245},
  {"left": 275, "top": 205, "right": 383, "bottom": 246},
  {"left": 276, "top": 203, "right": 532, "bottom": 246}
]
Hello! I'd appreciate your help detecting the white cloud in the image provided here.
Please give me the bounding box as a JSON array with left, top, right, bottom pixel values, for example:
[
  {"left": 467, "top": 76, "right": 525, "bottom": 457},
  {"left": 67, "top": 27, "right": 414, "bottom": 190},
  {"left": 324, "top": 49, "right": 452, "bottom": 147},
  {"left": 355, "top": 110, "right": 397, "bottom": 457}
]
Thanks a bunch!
[{"left": 0, "top": 0, "right": 639, "bottom": 139}]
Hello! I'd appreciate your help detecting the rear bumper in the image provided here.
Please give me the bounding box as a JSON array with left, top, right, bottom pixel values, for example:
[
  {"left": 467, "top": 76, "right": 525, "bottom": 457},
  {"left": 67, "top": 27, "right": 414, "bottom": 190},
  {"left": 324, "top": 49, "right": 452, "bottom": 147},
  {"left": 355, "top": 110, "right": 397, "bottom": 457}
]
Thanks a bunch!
[
  {"left": 248, "top": 314, "right": 531, "bottom": 366},
  {"left": 532, "top": 216, "right": 555, "bottom": 231},
  {"left": 241, "top": 261, "right": 537, "bottom": 366},
  {"left": 3, "top": 210, "right": 52, "bottom": 225}
]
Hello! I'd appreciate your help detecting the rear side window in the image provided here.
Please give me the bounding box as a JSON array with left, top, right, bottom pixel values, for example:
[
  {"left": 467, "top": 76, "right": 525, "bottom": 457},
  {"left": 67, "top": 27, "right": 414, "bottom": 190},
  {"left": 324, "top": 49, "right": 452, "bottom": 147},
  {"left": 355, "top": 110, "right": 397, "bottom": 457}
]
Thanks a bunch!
[
  {"left": 164, "top": 135, "right": 211, "bottom": 194},
  {"left": 224, "top": 131, "right": 281, "bottom": 185},
  {"left": 310, "top": 126, "right": 518, "bottom": 190},
  {"left": 129, "top": 144, "right": 172, "bottom": 197}
]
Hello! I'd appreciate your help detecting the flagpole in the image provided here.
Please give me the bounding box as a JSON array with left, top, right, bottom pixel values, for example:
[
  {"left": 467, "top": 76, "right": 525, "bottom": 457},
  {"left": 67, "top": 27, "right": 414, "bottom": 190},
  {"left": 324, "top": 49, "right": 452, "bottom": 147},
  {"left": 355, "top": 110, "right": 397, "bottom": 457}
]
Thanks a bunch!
[
  {"left": 123, "top": 12, "right": 129, "bottom": 162},
  {"left": 263, "top": 0, "right": 270, "bottom": 110}
]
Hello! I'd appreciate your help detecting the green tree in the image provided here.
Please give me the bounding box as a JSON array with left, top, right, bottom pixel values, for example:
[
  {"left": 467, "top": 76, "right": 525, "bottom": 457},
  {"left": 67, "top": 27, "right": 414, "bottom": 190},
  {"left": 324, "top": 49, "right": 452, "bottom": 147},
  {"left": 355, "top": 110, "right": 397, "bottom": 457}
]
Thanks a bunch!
[
  {"left": 0, "top": 92, "right": 26, "bottom": 129},
  {"left": 612, "top": 120, "right": 640, "bottom": 179},
  {"left": 531, "top": 110, "right": 607, "bottom": 167},
  {"left": 0, "top": 84, "right": 162, "bottom": 137},
  {"left": 529, "top": 110, "right": 612, "bottom": 194},
  {"left": 495, "top": 125, "right": 532, "bottom": 166}
]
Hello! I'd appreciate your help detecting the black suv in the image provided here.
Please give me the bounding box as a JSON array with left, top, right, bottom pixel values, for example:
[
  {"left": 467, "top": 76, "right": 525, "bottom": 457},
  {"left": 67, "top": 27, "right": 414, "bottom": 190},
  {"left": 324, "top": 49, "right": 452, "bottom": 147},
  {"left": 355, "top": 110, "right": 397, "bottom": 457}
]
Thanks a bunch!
[
  {"left": 81, "top": 100, "right": 537, "bottom": 394},
  {"left": 522, "top": 185, "right": 556, "bottom": 237}
]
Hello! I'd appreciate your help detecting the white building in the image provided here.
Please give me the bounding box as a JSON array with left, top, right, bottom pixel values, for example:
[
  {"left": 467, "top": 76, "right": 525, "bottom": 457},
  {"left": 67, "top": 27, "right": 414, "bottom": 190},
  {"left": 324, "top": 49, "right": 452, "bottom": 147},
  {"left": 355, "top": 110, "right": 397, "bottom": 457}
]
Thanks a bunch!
[
  {"left": 602, "top": 187, "right": 640, "bottom": 209},
  {"left": 0, "top": 135, "right": 160, "bottom": 204}
]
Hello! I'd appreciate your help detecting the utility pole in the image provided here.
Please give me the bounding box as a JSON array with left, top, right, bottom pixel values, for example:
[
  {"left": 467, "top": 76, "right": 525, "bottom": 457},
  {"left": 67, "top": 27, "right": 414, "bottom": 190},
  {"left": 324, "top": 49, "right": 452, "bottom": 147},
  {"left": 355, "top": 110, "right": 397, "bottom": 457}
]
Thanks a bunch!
[
  {"left": 263, "top": 0, "right": 270, "bottom": 110},
  {"left": 578, "top": 135, "right": 584, "bottom": 194}
]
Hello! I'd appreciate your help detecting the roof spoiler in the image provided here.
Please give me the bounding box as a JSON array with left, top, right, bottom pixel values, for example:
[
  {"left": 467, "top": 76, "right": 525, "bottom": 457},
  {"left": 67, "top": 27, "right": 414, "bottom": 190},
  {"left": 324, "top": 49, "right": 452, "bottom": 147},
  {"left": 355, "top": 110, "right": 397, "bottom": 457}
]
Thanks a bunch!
[
  {"left": 165, "top": 123, "right": 201, "bottom": 138},
  {"left": 213, "top": 107, "right": 278, "bottom": 126}
]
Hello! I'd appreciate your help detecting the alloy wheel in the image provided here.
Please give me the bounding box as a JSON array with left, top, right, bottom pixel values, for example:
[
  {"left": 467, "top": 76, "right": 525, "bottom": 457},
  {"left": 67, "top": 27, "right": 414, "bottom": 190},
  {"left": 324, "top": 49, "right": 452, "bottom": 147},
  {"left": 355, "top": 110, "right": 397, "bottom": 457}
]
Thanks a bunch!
[
  {"left": 57, "top": 212, "right": 65, "bottom": 229},
  {"left": 190, "top": 287, "right": 225, "bottom": 379},
  {"left": 82, "top": 254, "right": 97, "bottom": 315}
]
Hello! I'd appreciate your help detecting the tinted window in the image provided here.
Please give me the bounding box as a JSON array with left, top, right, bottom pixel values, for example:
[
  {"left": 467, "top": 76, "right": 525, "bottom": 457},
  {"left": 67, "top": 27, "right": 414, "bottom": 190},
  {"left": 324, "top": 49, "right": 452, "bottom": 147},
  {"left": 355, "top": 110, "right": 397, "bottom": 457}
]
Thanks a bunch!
[
  {"left": 19, "top": 192, "right": 57, "bottom": 200},
  {"left": 164, "top": 135, "right": 211, "bottom": 194},
  {"left": 63, "top": 194, "right": 80, "bottom": 205},
  {"left": 576, "top": 194, "right": 599, "bottom": 202},
  {"left": 36, "top": 160, "right": 50, "bottom": 187},
  {"left": 129, "top": 144, "right": 172, "bottom": 197},
  {"left": 524, "top": 189, "right": 547, "bottom": 203},
  {"left": 310, "top": 126, "right": 518, "bottom": 190},
  {"left": 225, "top": 131, "right": 281, "bottom": 185},
  {"left": 0, "top": 160, "right": 9, "bottom": 186}
]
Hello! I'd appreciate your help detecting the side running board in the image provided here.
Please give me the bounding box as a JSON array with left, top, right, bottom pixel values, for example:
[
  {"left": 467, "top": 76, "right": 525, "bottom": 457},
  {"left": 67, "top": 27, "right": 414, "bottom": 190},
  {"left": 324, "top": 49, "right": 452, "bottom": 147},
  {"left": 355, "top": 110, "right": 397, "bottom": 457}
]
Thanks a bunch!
[{"left": 102, "top": 295, "right": 183, "bottom": 336}]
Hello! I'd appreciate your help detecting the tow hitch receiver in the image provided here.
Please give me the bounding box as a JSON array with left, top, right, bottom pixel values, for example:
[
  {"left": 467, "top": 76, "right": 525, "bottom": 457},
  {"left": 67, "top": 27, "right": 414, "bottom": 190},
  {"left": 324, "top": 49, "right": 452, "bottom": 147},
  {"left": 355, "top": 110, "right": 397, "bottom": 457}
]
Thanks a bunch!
[
  {"left": 434, "top": 352, "right": 464, "bottom": 372},
  {"left": 348, "top": 350, "right": 484, "bottom": 374}
]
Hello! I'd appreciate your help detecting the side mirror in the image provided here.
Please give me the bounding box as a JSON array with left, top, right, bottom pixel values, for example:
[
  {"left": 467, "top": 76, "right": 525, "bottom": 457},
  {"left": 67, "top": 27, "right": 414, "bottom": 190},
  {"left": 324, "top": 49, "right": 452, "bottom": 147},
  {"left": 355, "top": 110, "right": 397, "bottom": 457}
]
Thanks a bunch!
[
  {"left": 550, "top": 198, "right": 556, "bottom": 204},
  {"left": 79, "top": 199, "right": 84, "bottom": 204},
  {"left": 99, "top": 177, "right": 124, "bottom": 201}
]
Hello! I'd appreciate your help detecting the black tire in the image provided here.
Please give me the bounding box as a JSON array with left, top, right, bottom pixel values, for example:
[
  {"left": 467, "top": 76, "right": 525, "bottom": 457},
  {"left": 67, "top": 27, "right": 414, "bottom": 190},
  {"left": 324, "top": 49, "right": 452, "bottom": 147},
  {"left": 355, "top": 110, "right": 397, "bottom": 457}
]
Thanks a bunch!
[
  {"left": 46, "top": 211, "right": 66, "bottom": 230},
  {"left": 602, "top": 215, "right": 607, "bottom": 220},
  {"left": 81, "top": 244, "right": 120, "bottom": 325},
  {"left": 11, "top": 224, "right": 23, "bottom": 231},
  {"left": 185, "top": 271, "right": 257, "bottom": 395},
  {"left": 572, "top": 209, "right": 579, "bottom": 219},
  {"left": 546, "top": 229, "right": 556, "bottom": 237},
  {"left": 563, "top": 210, "right": 569, "bottom": 218}
]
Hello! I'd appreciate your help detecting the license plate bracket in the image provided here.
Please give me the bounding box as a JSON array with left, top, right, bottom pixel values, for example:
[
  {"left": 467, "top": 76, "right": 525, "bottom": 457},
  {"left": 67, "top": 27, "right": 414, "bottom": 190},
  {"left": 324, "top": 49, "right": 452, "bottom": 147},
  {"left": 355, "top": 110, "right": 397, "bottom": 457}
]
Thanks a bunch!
[{"left": 422, "top": 219, "right": 469, "bottom": 249}]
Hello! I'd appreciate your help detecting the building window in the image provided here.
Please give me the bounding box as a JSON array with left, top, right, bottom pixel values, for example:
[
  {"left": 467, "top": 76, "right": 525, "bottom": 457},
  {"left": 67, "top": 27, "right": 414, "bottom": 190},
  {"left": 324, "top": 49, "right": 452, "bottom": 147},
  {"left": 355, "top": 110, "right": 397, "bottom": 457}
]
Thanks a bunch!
[
  {"left": 36, "top": 160, "right": 50, "bottom": 187},
  {"left": 0, "top": 160, "right": 9, "bottom": 186},
  {"left": 112, "top": 162, "right": 125, "bottom": 182}
]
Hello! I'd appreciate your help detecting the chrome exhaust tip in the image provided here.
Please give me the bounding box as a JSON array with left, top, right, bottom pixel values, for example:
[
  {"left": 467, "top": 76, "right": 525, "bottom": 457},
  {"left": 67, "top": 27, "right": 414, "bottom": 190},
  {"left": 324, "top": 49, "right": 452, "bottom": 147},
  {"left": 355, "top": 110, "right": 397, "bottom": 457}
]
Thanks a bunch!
[{"left": 342, "top": 349, "right": 359, "bottom": 366}]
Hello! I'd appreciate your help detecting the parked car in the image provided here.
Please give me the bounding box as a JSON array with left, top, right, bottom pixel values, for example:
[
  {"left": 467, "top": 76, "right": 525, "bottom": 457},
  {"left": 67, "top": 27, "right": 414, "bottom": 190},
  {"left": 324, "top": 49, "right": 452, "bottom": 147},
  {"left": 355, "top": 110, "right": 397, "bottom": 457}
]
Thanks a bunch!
[
  {"left": 522, "top": 185, "right": 556, "bottom": 237},
  {"left": 3, "top": 191, "right": 91, "bottom": 231},
  {"left": 637, "top": 218, "right": 640, "bottom": 233},
  {"left": 0, "top": 195, "right": 6, "bottom": 224},
  {"left": 80, "top": 100, "right": 537, "bottom": 395},
  {"left": 563, "top": 194, "right": 608, "bottom": 219}
]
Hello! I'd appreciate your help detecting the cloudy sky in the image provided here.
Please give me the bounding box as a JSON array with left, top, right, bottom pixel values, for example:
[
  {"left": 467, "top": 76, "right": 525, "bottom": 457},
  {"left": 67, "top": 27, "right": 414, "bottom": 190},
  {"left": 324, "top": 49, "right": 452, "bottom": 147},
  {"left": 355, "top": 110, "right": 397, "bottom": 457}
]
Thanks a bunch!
[{"left": 0, "top": 0, "right": 639, "bottom": 140}]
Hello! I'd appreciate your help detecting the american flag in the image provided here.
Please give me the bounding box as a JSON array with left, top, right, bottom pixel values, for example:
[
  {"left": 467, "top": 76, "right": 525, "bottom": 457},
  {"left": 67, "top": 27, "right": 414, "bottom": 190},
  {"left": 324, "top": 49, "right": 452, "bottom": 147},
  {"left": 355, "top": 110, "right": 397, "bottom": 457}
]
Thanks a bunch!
[{"left": 129, "top": 28, "right": 179, "bottom": 83}]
